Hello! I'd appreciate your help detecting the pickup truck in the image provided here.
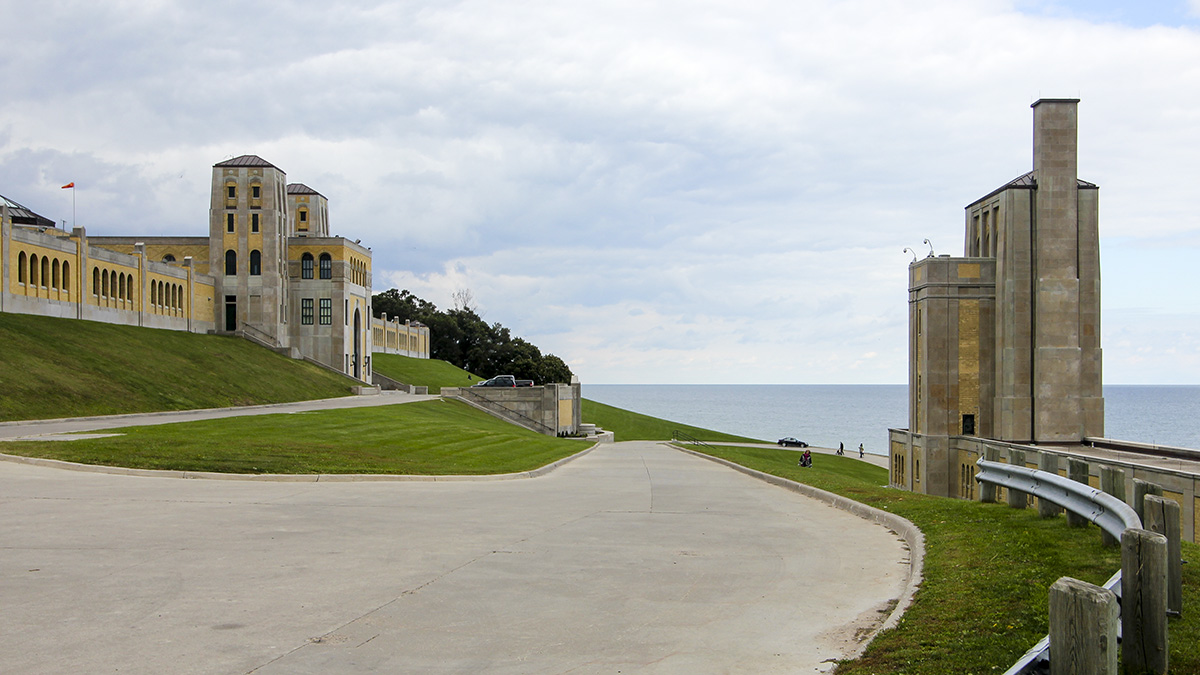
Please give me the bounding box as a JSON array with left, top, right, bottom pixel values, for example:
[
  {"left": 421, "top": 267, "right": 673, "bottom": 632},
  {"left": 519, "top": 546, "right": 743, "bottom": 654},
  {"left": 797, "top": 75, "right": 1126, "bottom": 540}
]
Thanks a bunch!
[{"left": 472, "top": 375, "right": 535, "bottom": 387}]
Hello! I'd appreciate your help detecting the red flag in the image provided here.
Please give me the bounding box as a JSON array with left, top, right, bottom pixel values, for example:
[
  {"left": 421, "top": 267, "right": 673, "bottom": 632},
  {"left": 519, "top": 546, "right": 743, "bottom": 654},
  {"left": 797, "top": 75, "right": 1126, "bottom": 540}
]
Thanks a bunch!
[{"left": 61, "top": 182, "right": 74, "bottom": 189}]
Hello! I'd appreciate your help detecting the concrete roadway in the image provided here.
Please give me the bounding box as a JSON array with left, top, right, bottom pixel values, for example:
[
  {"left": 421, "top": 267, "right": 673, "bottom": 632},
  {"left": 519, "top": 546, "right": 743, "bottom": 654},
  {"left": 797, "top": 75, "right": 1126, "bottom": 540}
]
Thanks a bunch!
[{"left": 1, "top": 439, "right": 909, "bottom": 674}]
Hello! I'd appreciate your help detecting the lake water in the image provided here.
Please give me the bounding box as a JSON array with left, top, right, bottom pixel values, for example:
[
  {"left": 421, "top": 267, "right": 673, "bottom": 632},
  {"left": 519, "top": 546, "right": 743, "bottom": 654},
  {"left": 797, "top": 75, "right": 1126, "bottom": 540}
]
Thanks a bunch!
[{"left": 583, "top": 384, "right": 1200, "bottom": 455}]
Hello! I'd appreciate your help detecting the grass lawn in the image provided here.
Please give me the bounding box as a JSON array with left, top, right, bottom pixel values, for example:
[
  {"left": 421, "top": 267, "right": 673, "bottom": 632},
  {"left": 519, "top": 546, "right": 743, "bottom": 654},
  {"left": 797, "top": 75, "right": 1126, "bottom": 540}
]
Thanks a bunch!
[
  {"left": 693, "top": 444, "right": 1200, "bottom": 674},
  {"left": 0, "top": 312, "right": 355, "bottom": 422},
  {"left": 371, "top": 353, "right": 480, "bottom": 394},
  {"left": 582, "top": 398, "right": 764, "bottom": 443},
  {"left": 2, "top": 399, "right": 586, "bottom": 475}
]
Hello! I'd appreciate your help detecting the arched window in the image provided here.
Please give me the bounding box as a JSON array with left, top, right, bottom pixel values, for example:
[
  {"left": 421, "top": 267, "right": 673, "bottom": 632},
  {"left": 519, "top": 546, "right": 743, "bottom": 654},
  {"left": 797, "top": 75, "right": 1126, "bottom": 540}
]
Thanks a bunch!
[
  {"left": 159, "top": 280, "right": 165, "bottom": 308},
  {"left": 150, "top": 280, "right": 157, "bottom": 307},
  {"left": 127, "top": 275, "right": 134, "bottom": 301},
  {"left": 41, "top": 257, "right": 49, "bottom": 288},
  {"left": 249, "top": 250, "right": 262, "bottom": 276},
  {"left": 18, "top": 252, "right": 27, "bottom": 284},
  {"left": 119, "top": 273, "right": 126, "bottom": 302},
  {"left": 30, "top": 254, "right": 39, "bottom": 287},
  {"left": 52, "top": 260, "right": 60, "bottom": 290},
  {"left": 101, "top": 269, "right": 109, "bottom": 299},
  {"left": 163, "top": 254, "right": 176, "bottom": 263},
  {"left": 175, "top": 284, "right": 182, "bottom": 310},
  {"left": 301, "top": 253, "right": 314, "bottom": 279},
  {"left": 92, "top": 267, "right": 100, "bottom": 297},
  {"left": 62, "top": 261, "right": 70, "bottom": 293},
  {"left": 319, "top": 253, "right": 332, "bottom": 279},
  {"left": 225, "top": 250, "right": 237, "bottom": 276}
]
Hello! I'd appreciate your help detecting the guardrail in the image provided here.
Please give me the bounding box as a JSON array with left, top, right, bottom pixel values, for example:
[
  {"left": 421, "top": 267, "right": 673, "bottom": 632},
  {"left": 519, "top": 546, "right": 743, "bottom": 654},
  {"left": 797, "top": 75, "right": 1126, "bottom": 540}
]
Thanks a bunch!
[{"left": 976, "top": 458, "right": 1176, "bottom": 674}]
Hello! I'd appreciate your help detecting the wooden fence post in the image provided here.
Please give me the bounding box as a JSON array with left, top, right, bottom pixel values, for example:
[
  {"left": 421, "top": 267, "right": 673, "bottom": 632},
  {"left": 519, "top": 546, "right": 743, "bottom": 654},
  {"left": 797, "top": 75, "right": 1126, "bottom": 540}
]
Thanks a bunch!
[
  {"left": 1121, "top": 528, "right": 1169, "bottom": 674},
  {"left": 980, "top": 445, "right": 999, "bottom": 503},
  {"left": 1039, "top": 453, "right": 1062, "bottom": 518},
  {"left": 1066, "top": 458, "right": 1090, "bottom": 528},
  {"left": 1144, "top": 495, "right": 1182, "bottom": 618},
  {"left": 1099, "top": 466, "right": 1126, "bottom": 547},
  {"left": 1007, "top": 449, "right": 1027, "bottom": 510},
  {"left": 1049, "top": 577, "right": 1117, "bottom": 675},
  {"left": 1133, "top": 478, "right": 1163, "bottom": 526}
]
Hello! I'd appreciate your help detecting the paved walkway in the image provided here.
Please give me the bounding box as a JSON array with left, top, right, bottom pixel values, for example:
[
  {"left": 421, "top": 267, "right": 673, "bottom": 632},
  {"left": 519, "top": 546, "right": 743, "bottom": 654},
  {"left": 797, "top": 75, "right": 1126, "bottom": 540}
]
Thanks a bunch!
[
  {"left": 0, "top": 391, "right": 438, "bottom": 441},
  {"left": 1, "top": 441, "right": 910, "bottom": 674}
]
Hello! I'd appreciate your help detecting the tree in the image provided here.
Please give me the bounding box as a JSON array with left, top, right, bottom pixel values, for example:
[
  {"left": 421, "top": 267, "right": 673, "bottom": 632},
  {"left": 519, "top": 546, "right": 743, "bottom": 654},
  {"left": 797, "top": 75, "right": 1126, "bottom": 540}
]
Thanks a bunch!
[{"left": 371, "top": 288, "right": 575, "bottom": 384}]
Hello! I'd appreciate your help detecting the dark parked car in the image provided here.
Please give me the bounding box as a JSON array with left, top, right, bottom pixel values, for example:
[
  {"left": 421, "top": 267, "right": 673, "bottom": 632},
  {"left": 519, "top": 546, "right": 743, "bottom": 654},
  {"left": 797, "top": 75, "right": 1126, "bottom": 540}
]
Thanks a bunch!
[
  {"left": 473, "top": 375, "right": 517, "bottom": 387},
  {"left": 777, "top": 437, "right": 808, "bottom": 448}
]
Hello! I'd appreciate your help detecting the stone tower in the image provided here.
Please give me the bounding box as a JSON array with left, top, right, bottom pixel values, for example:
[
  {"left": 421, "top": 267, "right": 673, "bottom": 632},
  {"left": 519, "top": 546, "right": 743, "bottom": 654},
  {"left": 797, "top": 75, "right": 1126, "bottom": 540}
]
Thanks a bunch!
[{"left": 209, "top": 155, "right": 290, "bottom": 345}]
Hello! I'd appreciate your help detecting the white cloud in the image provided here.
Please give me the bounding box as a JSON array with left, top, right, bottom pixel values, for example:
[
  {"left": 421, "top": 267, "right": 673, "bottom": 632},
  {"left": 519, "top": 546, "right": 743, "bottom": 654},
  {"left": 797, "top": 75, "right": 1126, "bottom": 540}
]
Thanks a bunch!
[{"left": 3, "top": 0, "right": 1200, "bottom": 383}]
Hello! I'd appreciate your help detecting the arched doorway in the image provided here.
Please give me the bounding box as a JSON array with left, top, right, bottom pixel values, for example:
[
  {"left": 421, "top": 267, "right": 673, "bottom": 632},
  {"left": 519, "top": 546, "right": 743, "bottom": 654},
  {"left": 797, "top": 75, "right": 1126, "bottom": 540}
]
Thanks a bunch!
[{"left": 353, "top": 308, "right": 362, "bottom": 380}]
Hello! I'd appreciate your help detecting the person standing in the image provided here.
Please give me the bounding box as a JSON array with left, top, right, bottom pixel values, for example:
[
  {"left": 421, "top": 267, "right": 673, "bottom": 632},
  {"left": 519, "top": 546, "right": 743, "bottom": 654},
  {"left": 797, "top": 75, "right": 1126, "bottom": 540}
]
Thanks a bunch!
[
  {"left": 838, "top": 442, "right": 844, "bottom": 456},
  {"left": 859, "top": 443, "right": 864, "bottom": 458}
]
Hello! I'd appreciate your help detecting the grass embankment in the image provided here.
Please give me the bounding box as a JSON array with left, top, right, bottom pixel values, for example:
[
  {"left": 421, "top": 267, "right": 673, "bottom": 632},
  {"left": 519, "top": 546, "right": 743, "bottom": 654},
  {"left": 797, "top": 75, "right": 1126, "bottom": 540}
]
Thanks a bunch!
[
  {"left": 370, "top": 353, "right": 481, "bottom": 394},
  {"left": 0, "top": 312, "right": 355, "bottom": 422},
  {"left": 3, "top": 399, "right": 584, "bottom": 474},
  {"left": 581, "top": 398, "right": 763, "bottom": 443},
  {"left": 693, "top": 445, "right": 1200, "bottom": 673}
]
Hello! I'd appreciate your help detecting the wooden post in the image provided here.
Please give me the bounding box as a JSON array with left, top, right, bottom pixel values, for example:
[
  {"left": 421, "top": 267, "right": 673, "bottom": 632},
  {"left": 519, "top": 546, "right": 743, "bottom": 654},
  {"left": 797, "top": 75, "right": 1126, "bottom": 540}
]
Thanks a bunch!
[
  {"left": 1144, "top": 495, "right": 1182, "bottom": 617},
  {"left": 1039, "top": 453, "right": 1062, "bottom": 518},
  {"left": 1133, "top": 478, "right": 1163, "bottom": 526},
  {"left": 1067, "top": 458, "right": 1090, "bottom": 528},
  {"left": 1007, "top": 449, "right": 1027, "bottom": 509},
  {"left": 1121, "top": 528, "right": 1169, "bottom": 674},
  {"left": 1099, "top": 466, "right": 1126, "bottom": 547},
  {"left": 1049, "top": 577, "right": 1118, "bottom": 675},
  {"left": 980, "top": 445, "right": 999, "bottom": 503}
]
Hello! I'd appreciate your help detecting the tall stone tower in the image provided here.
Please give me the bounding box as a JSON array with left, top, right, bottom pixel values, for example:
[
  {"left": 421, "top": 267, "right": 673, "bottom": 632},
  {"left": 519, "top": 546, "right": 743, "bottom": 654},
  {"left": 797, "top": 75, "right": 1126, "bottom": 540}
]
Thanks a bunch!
[
  {"left": 209, "top": 155, "right": 290, "bottom": 345},
  {"left": 895, "top": 99, "right": 1103, "bottom": 497}
]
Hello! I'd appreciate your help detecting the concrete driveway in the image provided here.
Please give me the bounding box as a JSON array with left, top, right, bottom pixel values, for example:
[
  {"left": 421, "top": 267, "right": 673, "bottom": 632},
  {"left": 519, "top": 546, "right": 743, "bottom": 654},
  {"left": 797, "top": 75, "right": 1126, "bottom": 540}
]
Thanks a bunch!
[{"left": 1, "top": 441, "right": 909, "bottom": 674}]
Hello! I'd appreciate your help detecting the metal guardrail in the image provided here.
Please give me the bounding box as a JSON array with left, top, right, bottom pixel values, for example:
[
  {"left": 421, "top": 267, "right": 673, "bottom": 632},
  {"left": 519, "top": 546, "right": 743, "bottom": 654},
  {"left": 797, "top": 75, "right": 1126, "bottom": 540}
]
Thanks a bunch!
[{"left": 975, "top": 460, "right": 1141, "bottom": 675}]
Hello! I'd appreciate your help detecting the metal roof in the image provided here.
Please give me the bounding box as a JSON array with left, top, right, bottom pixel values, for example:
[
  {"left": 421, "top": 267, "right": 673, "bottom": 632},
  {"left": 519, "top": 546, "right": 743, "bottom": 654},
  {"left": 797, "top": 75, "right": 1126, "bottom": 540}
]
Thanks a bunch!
[
  {"left": 1, "top": 194, "right": 55, "bottom": 228},
  {"left": 287, "top": 183, "right": 324, "bottom": 198},
  {"left": 213, "top": 155, "right": 279, "bottom": 169},
  {"left": 969, "top": 171, "right": 1098, "bottom": 207}
]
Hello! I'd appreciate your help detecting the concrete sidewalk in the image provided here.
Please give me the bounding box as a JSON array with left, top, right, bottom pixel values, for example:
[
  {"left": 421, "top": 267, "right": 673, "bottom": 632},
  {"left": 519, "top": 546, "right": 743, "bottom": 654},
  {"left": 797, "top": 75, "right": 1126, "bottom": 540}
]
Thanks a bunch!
[
  {"left": 1, "top": 441, "right": 910, "bottom": 674},
  {"left": 0, "top": 390, "right": 438, "bottom": 441}
]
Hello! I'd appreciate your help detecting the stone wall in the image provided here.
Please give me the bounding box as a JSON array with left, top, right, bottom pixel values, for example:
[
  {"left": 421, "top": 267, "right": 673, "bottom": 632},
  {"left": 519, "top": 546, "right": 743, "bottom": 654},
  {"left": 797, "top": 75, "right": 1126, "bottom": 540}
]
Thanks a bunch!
[{"left": 444, "top": 383, "right": 581, "bottom": 436}]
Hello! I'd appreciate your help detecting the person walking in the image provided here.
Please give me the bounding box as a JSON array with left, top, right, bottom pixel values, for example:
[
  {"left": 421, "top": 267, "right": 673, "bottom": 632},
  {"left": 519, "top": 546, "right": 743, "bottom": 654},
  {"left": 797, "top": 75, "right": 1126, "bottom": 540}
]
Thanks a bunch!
[
  {"left": 838, "top": 442, "right": 844, "bottom": 456},
  {"left": 859, "top": 443, "right": 864, "bottom": 458}
]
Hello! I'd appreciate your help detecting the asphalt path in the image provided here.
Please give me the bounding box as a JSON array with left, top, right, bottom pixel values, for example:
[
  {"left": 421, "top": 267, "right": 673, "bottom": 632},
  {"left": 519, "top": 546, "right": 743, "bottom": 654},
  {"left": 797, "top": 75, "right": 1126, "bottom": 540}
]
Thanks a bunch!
[{"left": 1, "top": 440, "right": 909, "bottom": 674}]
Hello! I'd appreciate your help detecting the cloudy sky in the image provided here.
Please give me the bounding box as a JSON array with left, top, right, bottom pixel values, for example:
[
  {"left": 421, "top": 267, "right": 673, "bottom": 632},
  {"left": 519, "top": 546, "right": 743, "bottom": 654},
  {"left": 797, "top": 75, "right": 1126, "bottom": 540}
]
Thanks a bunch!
[{"left": 4, "top": 0, "right": 1200, "bottom": 384}]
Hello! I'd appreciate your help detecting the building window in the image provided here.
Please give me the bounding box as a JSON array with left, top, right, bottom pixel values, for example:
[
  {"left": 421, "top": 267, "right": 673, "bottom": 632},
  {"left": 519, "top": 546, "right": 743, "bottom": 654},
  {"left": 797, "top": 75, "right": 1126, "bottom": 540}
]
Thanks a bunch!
[
  {"left": 226, "top": 213, "right": 235, "bottom": 233},
  {"left": 962, "top": 414, "right": 976, "bottom": 436},
  {"left": 252, "top": 185, "right": 260, "bottom": 199},
  {"left": 250, "top": 250, "right": 262, "bottom": 276},
  {"left": 299, "top": 208, "right": 308, "bottom": 223},
  {"left": 227, "top": 184, "right": 236, "bottom": 200},
  {"left": 319, "top": 253, "right": 332, "bottom": 279},
  {"left": 225, "top": 250, "right": 237, "bottom": 276},
  {"left": 251, "top": 213, "right": 259, "bottom": 233},
  {"left": 163, "top": 254, "right": 176, "bottom": 262},
  {"left": 301, "top": 253, "right": 314, "bottom": 279},
  {"left": 18, "top": 251, "right": 26, "bottom": 284},
  {"left": 302, "top": 298, "right": 314, "bottom": 325},
  {"left": 62, "top": 261, "right": 70, "bottom": 293},
  {"left": 92, "top": 267, "right": 99, "bottom": 296},
  {"left": 319, "top": 298, "right": 332, "bottom": 325}
]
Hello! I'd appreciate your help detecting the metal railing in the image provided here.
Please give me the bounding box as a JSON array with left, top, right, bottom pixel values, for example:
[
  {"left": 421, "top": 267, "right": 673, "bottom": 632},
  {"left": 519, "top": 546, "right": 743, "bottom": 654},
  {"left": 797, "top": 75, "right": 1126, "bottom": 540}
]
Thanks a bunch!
[
  {"left": 975, "top": 459, "right": 1141, "bottom": 674},
  {"left": 671, "top": 430, "right": 712, "bottom": 449},
  {"left": 457, "top": 388, "right": 555, "bottom": 435}
]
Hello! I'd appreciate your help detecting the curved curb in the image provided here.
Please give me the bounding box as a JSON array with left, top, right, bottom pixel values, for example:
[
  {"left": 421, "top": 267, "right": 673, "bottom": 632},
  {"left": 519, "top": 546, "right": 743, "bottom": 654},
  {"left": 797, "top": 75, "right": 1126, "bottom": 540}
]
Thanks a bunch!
[
  {"left": 671, "top": 444, "right": 924, "bottom": 657},
  {"left": 0, "top": 443, "right": 598, "bottom": 482}
]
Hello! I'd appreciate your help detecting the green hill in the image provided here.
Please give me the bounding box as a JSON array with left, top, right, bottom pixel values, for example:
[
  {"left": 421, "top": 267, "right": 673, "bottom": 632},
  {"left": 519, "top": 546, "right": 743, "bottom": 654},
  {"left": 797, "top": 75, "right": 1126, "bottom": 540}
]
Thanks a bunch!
[
  {"left": 371, "top": 353, "right": 480, "bottom": 394},
  {"left": 581, "top": 398, "right": 763, "bottom": 443},
  {"left": 0, "top": 312, "right": 356, "bottom": 422}
]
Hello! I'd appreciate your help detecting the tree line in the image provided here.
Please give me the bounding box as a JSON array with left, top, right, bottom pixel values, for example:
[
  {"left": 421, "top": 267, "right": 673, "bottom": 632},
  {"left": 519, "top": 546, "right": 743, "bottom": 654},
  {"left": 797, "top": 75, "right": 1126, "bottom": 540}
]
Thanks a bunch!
[{"left": 372, "top": 288, "right": 574, "bottom": 385}]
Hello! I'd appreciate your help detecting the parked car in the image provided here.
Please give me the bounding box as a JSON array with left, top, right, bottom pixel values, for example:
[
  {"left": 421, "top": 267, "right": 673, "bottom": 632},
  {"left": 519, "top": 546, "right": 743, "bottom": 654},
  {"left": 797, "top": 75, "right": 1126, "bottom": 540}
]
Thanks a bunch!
[
  {"left": 473, "top": 375, "right": 517, "bottom": 387},
  {"left": 515, "top": 379, "right": 535, "bottom": 387},
  {"left": 777, "top": 437, "right": 808, "bottom": 448}
]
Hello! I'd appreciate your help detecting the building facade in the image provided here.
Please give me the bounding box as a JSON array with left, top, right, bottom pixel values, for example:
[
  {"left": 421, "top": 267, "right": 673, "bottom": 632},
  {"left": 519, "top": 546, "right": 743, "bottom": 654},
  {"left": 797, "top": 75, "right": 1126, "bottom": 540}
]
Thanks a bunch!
[
  {"left": 891, "top": 99, "right": 1104, "bottom": 497},
  {"left": 2, "top": 155, "right": 430, "bottom": 383}
]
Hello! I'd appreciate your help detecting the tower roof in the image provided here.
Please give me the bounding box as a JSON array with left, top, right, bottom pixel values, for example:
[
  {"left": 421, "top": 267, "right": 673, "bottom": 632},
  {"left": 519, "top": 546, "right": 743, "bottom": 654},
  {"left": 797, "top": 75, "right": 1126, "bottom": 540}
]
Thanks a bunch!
[
  {"left": 1, "top": 194, "right": 55, "bottom": 228},
  {"left": 213, "top": 154, "right": 280, "bottom": 169},
  {"left": 287, "top": 183, "right": 325, "bottom": 198},
  {"left": 968, "top": 171, "right": 1098, "bottom": 208}
]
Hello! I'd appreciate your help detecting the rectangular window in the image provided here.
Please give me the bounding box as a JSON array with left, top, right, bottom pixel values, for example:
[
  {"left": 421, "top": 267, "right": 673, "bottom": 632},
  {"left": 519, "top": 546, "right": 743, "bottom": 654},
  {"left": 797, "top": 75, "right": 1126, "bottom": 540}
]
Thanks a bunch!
[
  {"left": 301, "top": 298, "right": 314, "bottom": 325},
  {"left": 252, "top": 185, "right": 261, "bottom": 199},
  {"left": 299, "top": 210, "right": 307, "bottom": 222},
  {"left": 226, "top": 213, "right": 235, "bottom": 233},
  {"left": 227, "top": 185, "right": 236, "bottom": 199},
  {"left": 251, "top": 213, "right": 259, "bottom": 233},
  {"left": 319, "top": 298, "right": 332, "bottom": 325},
  {"left": 345, "top": 299, "right": 349, "bottom": 325}
]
